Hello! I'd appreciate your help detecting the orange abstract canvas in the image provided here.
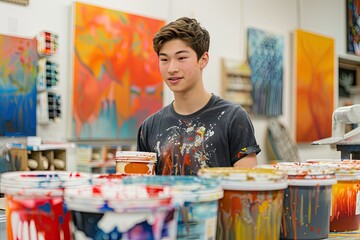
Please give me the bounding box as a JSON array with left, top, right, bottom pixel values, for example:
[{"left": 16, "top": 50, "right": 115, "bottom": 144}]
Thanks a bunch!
[
  {"left": 71, "top": 2, "right": 165, "bottom": 140},
  {"left": 295, "top": 29, "right": 335, "bottom": 143}
]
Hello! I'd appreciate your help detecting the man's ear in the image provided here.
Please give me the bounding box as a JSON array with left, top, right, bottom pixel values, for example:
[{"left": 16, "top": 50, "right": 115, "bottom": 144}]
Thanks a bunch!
[{"left": 199, "top": 52, "right": 209, "bottom": 69}]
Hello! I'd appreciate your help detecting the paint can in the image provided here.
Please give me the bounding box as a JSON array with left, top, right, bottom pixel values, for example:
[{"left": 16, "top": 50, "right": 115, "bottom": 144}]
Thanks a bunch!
[
  {"left": 273, "top": 162, "right": 337, "bottom": 240},
  {"left": 115, "top": 151, "right": 157, "bottom": 175},
  {"left": 64, "top": 183, "right": 176, "bottom": 240},
  {"left": 0, "top": 171, "right": 91, "bottom": 240},
  {"left": 91, "top": 173, "right": 127, "bottom": 185},
  {"left": 329, "top": 163, "right": 360, "bottom": 232},
  {"left": 198, "top": 167, "right": 288, "bottom": 240},
  {"left": 122, "top": 175, "right": 223, "bottom": 240}
]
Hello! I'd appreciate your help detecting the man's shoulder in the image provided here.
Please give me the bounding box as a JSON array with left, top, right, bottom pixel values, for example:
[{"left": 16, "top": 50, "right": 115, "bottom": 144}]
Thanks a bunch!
[{"left": 211, "top": 95, "right": 246, "bottom": 113}]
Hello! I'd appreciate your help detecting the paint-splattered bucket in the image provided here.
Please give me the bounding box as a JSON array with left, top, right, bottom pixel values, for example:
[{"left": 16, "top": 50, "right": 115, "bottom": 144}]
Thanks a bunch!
[
  {"left": 330, "top": 163, "right": 360, "bottom": 232},
  {"left": 115, "top": 151, "right": 157, "bottom": 175},
  {"left": 91, "top": 173, "right": 127, "bottom": 185},
  {"left": 198, "top": 167, "right": 288, "bottom": 240},
  {"left": 122, "top": 175, "right": 223, "bottom": 240},
  {"left": 274, "top": 162, "right": 337, "bottom": 240},
  {"left": 306, "top": 160, "right": 360, "bottom": 232},
  {"left": 64, "top": 183, "right": 176, "bottom": 240},
  {"left": 0, "top": 171, "right": 91, "bottom": 240}
]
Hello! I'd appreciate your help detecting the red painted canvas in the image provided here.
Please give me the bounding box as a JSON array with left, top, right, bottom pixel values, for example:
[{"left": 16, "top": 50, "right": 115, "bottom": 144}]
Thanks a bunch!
[{"left": 72, "top": 2, "right": 164, "bottom": 140}]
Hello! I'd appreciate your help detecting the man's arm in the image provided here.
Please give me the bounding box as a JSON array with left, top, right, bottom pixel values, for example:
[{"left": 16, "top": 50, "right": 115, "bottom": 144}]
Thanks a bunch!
[{"left": 233, "top": 152, "right": 258, "bottom": 168}]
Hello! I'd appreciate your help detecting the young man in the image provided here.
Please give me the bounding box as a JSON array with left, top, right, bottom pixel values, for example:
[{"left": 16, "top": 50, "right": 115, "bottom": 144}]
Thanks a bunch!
[{"left": 137, "top": 17, "right": 261, "bottom": 175}]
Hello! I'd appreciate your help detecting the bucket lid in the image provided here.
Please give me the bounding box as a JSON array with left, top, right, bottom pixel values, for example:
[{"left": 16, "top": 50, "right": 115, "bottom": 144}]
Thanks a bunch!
[
  {"left": 197, "top": 167, "right": 288, "bottom": 191},
  {"left": 122, "top": 175, "right": 223, "bottom": 202},
  {"left": 0, "top": 171, "right": 91, "bottom": 196},
  {"left": 258, "top": 162, "right": 337, "bottom": 186},
  {"left": 308, "top": 161, "right": 360, "bottom": 181},
  {"left": 64, "top": 184, "right": 173, "bottom": 213},
  {"left": 115, "top": 151, "right": 157, "bottom": 163}
]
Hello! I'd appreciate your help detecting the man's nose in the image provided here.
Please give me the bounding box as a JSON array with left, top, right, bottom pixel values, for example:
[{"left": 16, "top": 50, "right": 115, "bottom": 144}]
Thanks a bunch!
[{"left": 168, "top": 59, "right": 178, "bottom": 73}]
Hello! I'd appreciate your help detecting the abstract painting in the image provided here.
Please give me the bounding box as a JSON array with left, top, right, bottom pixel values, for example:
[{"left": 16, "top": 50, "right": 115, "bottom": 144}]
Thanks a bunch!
[
  {"left": 0, "top": 34, "right": 38, "bottom": 136},
  {"left": 295, "top": 29, "right": 335, "bottom": 143},
  {"left": 72, "top": 2, "right": 165, "bottom": 140},
  {"left": 346, "top": 0, "right": 360, "bottom": 55},
  {"left": 247, "top": 27, "right": 284, "bottom": 116}
]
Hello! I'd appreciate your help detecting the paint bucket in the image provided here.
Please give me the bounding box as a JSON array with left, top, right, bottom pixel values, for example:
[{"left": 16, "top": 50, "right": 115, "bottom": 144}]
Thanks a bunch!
[
  {"left": 0, "top": 171, "right": 91, "bottom": 240},
  {"left": 122, "top": 175, "right": 223, "bottom": 240},
  {"left": 271, "top": 162, "right": 337, "bottom": 240},
  {"left": 198, "top": 167, "right": 288, "bottom": 240},
  {"left": 91, "top": 173, "right": 127, "bottom": 185},
  {"left": 64, "top": 183, "right": 176, "bottom": 240},
  {"left": 115, "top": 151, "right": 157, "bottom": 175},
  {"left": 329, "top": 163, "right": 360, "bottom": 232}
]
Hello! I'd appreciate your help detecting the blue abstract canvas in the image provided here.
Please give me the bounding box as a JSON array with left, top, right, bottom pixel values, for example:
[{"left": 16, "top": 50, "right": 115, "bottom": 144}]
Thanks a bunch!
[
  {"left": 247, "top": 28, "right": 284, "bottom": 116},
  {"left": 0, "top": 34, "right": 39, "bottom": 136}
]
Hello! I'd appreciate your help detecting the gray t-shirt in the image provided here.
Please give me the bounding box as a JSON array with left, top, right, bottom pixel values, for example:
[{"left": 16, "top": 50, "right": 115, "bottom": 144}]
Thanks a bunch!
[{"left": 137, "top": 94, "right": 261, "bottom": 175}]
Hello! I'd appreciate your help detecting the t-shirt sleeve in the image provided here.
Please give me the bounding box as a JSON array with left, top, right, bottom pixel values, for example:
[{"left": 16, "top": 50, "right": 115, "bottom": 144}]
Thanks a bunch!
[{"left": 229, "top": 107, "right": 261, "bottom": 165}]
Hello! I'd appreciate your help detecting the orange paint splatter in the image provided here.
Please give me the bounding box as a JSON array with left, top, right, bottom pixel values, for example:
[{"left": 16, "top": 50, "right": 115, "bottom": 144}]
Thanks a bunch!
[{"left": 184, "top": 154, "right": 191, "bottom": 166}]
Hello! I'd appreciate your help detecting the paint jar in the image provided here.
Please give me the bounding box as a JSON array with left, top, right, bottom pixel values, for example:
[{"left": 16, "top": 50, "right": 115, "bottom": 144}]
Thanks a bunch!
[
  {"left": 115, "top": 151, "right": 157, "bottom": 175},
  {"left": 198, "top": 167, "right": 288, "bottom": 240},
  {"left": 64, "top": 183, "right": 176, "bottom": 240},
  {"left": 0, "top": 171, "right": 91, "bottom": 240},
  {"left": 122, "top": 175, "right": 223, "bottom": 240},
  {"left": 273, "top": 162, "right": 337, "bottom": 240}
]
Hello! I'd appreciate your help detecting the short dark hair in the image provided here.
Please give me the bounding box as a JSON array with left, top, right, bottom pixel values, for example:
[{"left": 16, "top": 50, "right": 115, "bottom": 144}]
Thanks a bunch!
[{"left": 153, "top": 17, "right": 210, "bottom": 60}]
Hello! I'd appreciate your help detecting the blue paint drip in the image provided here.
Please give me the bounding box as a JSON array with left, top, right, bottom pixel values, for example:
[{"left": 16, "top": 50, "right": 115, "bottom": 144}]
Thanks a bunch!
[{"left": 38, "top": 202, "right": 51, "bottom": 214}]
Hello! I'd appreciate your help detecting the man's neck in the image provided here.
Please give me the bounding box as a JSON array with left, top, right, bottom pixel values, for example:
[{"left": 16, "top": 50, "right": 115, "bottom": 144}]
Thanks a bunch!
[{"left": 173, "top": 90, "right": 212, "bottom": 115}]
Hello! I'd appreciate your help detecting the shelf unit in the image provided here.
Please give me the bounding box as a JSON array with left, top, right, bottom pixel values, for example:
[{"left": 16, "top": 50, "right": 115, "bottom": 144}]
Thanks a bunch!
[
  {"left": 9, "top": 144, "right": 67, "bottom": 171},
  {"left": 36, "top": 31, "right": 61, "bottom": 125},
  {"left": 221, "top": 58, "right": 254, "bottom": 113}
]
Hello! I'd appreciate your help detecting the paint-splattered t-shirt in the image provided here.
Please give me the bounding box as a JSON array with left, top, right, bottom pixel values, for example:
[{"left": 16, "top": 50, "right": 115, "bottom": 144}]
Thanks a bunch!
[{"left": 137, "top": 94, "right": 261, "bottom": 175}]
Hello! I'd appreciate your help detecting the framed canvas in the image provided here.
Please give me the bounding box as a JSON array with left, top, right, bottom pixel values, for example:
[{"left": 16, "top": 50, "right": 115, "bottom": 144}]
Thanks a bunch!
[
  {"left": 346, "top": 0, "right": 360, "bottom": 55},
  {"left": 247, "top": 27, "right": 284, "bottom": 116},
  {"left": 338, "top": 59, "right": 360, "bottom": 97},
  {"left": 71, "top": 2, "right": 165, "bottom": 140},
  {"left": 0, "top": 34, "right": 38, "bottom": 136},
  {"left": 294, "top": 29, "right": 335, "bottom": 143}
]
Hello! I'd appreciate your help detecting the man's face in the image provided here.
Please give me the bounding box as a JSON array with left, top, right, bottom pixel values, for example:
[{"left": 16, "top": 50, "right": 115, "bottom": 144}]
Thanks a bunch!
[{"left": 158, "top": 39, "right": 207, "bottom": 94}]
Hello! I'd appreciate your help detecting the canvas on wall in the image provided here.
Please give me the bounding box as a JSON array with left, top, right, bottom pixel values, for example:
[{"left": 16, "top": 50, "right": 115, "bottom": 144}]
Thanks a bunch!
[
  {"left": 0, "top": 34, "right": 38, "bottom": 136},
  {"left": 71, "top": 2, "right": 165, "bottom": 140},
  {"left": 295, "top": 29, "right": 335, "bottom": 143},
  {"left": 347, "top": 0, "right": 360, "bottom": 55},
  {"left": 247, "top": 27, "right": 284, "bottom": 117}
]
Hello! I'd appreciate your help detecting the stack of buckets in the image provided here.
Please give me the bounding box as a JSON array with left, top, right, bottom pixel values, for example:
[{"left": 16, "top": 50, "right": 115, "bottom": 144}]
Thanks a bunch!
[
  {"left": 306, "top": 159, "right": 360, "bottom": 232},
  {"left": 258, "top": 162, "right": 337, "bottom": 240},
  {"left": 2, "top": 151, "right": 360, "bottom": 240}
]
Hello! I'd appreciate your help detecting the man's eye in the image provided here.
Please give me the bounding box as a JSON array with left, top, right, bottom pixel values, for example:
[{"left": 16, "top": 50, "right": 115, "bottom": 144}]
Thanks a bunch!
[{"left": 160, "top": 58, "right": 168, "bottom": 62}]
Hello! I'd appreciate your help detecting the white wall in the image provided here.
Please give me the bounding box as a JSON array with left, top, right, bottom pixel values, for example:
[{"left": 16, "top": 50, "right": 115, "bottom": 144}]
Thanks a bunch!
[{"left": 0, "top": 0, "right": 347, "bottom": 166}]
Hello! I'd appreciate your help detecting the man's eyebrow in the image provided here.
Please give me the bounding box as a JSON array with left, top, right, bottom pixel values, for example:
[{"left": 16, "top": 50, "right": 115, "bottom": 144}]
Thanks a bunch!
[{"left": 159, "top": 50, "right": 190, "bottom": 57}]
